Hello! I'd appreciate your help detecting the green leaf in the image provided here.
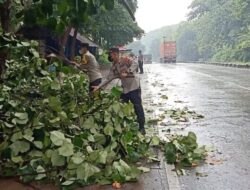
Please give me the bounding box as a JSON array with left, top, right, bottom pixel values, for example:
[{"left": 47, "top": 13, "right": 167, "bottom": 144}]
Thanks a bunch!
[
  {"left": 23, "top": 128, "right": 34, "bottom": 142},
  {"left": 173, "top": 140, "right": 186, "bottom": 153},
  {"left": 82, "top": 117, "right": 95, "bottom": 129},
  {"left": 28, "top": 151, "right": 43, "bottom": 158},
  {"left": 119, "top": 159, "right": 131, "bottom": 171},
  {"left": 51, "top": 150, "right": 65, "bottom": 166},
  {"left": 164, "top": 143, "right": 177, "bottom": 164},
  {"left": 160, "top": 95, "right": 168, "bottom": 100},
  {"left": 104, "top": 124, "right": 114, "bottom": 136},
  {"left": 35, "top": 166, "right": 46, "bottom": 180},
  {"left": 34, "top": 141, "right": 43, "bottom": 149},
  {"left": 21, "top": 42, "right": 30, "bottom": 46},
  {"left": 87, "top": 134, "right": 95, "bottom": 142},
  {"left": 72, "top": 156, "right": 84, "bottom": 165},
  {"left": 11, "top": 131, "right": 23, "bottom": 142},
  {"left": 150, "top": 136, "right": 160, "bottom": 146},
  {"left": 11, "top": 156, "right": 24, "bottom": 164},
  {"left": 51, "top": 81, "right": 61, "bottom": 90},
  {"left": 122, "top": 131, "right": 133, "bottom": 144},
  {"left": 49, "top": 117, "right": 60, "bottom": 123},
  {"left": 187, "top": 132, "right": 197, "bottom": 142},
  {"left": 18, "top": 165, "right": 35, "bottom": 182},
  {"left": 86, "top": 146, "right": 93, "bottom": 153},
  {"left": 12, "top": 118, "right": 29, "bottom": 125},
  {"left": 94, "top": 134, "right": 106, "bottom": 145},
  {"left": 115, "top": 125, "right": 122, "bottom": 133},
  {"left": 111, "top": 86, "right": 122, "bottom": 97},
  {"left": 77, "top": 163, "right": 100, "bottom": 181},
  {"left": 62, "top": 180, "right": 75, "bottom": 186},
  {"left": 58, "top": 111, "right": 68, "bottom": 120},
  {"left": 48, "top": 97, "right": 62, "bottom": 112},
  {"left": 41, "top": 70, "right": 49, "bottom": 76},
  {"left": 97, "top": 178, "right": 112, "bottom": 185},
  {"left": 99, "top": 150, "right": 108, "bottom": 164},
  {"left": 8, "top": 100, "right": 19, "bottom": 107},
  {"left": 50, "top": 131, "right": 65, "bottom": 146},
  {"left": 30, "top": 48, "right": 39, "bottom": 58},
  {"left": 10, "top": 141, "right": 30, "bottom": 155},
  {"left": 73, "top": 136, "right": 83, "bottom": 148},
  {"left": 14, "top": 112, "right": 28, "bottom": 122},
  {"left": 58, "top": 141, "right": 74, "bottom": 157},
  {"left": 88, "top": 150, "right": 100, "bottom": 163},
  {"left": 148, "top": 156, "right": 160, "bottom": 162},
  {"left": 112, "top": 102, "right": 120, "bottom": 113},
  {"left": 4, "top": 122, "right": 14, "bottom": 128}
]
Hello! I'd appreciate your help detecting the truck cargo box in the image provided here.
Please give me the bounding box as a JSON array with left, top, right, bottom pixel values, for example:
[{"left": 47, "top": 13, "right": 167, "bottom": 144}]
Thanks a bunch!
[{"left": 160, "top": 41, "right": 176, "bottom": 63}]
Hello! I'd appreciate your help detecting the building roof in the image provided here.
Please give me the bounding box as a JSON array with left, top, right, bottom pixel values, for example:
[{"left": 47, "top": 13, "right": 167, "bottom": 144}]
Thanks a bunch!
[
  {"left": 117, "top": 46, "right": 132, "bottom": 52},
  {"left": 69, "top": 28, "right": 99, "bottom": 48}
]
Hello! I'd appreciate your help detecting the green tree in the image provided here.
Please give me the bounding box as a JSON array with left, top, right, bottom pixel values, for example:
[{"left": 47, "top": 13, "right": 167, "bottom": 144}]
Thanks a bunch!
[
  {"left": 177, "top": 28, "right": 199, "bottom": 62},
  {"left": 188, "top": 0, "right": 250, "bottom": 62},
  {"left": 84, "top": 1, "right": 143, "bottom": 48}
]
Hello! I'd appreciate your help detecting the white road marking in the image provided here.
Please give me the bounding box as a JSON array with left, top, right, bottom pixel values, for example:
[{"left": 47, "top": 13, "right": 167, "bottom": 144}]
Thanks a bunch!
[
  {"left": 187, "top": 69, "right": 250, "bottom": 91},
  {"left": 230, "top": 83, "right": 250, "bottom": 91}
]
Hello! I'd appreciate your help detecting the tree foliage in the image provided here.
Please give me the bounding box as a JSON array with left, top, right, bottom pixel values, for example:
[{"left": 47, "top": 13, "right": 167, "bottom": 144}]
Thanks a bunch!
[
  {"left": 185, "top": 0, "right": 250, "bottom": 62},
  {"left": 84, "top": 1, "right": 143, "bottom": 48},
  {"left": 0, "top": 0, "right": 116, "bottom": 33}
]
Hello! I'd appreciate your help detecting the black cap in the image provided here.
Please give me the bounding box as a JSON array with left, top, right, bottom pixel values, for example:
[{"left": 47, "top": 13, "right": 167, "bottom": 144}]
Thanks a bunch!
[{"left": 81, "top": 43, "right": 89, "bottom": 48}]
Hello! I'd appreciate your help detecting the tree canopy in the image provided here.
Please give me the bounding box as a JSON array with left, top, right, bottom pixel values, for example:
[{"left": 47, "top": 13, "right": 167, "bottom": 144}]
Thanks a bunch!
[
  {"left": 83, "top": 1, "right": 143, "bottom": 48},
  {"left": 0, "top": 0, "right": 143, "bottom": 45}
]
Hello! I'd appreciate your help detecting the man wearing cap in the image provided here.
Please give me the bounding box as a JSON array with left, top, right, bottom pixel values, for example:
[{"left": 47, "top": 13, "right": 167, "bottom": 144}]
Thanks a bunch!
[
  {"left": 71, "top": 43, "right": 102, "bottom": 92},
  {"left": 93, "top": 47, "right": 146, "bottom": 135}
]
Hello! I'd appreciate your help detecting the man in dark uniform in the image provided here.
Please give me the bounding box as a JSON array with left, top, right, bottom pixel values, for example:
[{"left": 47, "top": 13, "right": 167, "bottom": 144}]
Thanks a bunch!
[{"left": 138, "top": 50, "right": 144, "bottom": 74}]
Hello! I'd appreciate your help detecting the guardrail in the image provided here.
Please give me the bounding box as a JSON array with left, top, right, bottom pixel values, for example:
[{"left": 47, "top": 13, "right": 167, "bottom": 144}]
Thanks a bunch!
[{"left": 181, "top": 61, "right": 250, "bottom": 69}]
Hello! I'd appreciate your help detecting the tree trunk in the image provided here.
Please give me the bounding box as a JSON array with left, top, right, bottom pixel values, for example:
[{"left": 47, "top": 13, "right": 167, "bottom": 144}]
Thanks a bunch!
[
  {"left": 70, "top": 28, "right": 78, "bottom": 61},
  {"left": 0, "top": 0, "right": 11, "bottom": 32},
  {"left": 0, "top": 0, "right": 11, "bottom": 75},
  {"left": 59, "top": 27, "right": 72, "bottom": 56}
]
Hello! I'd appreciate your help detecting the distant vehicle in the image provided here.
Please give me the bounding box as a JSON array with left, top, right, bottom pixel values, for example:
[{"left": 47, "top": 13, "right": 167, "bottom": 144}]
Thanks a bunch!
[
  {"left": 143, "top": 54, "right": 152, "bottom": 64},
  {"left": 160, "top": 41, "right": 176, "bottom": 63}
]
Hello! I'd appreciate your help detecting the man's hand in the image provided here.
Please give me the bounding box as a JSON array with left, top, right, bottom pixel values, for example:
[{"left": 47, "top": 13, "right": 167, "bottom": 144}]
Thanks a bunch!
[
  {"left": 70, "top": 61, "right": 80, "bottom": 67},
  {"left": 92, "top": 86, "right": 100, "bottom": 92}
]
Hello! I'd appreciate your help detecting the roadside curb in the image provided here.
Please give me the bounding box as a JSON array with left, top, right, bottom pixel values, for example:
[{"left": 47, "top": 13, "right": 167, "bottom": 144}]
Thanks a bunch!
[
  {"left": 164, "top": 162, "right": 181, "bottom": 190},
  {"left": 156, "top": 120, "right": 181, "bottom": 190},
  {"left": 182, "top": 62, "right": 250, "bottom": 69}
]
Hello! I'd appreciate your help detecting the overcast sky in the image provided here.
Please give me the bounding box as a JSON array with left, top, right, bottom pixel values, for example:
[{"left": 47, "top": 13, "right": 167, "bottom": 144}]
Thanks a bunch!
[{"left": 135, "top": 0, "right": 193, "bottom": 33}]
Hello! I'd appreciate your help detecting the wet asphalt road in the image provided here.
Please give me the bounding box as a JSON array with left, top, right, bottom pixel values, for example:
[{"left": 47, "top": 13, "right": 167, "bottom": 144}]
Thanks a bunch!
[{"left": 143, "top": 63, "right": 250, "bottom": 190}]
